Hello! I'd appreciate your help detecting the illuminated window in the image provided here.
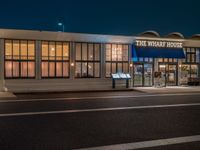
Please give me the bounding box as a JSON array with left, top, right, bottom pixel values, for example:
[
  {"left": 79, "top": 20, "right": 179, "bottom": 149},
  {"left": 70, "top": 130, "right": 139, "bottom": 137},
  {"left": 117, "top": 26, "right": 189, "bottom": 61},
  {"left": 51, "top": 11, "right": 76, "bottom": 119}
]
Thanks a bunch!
[
  {"left": 184, "top": 48, "right": 198, "bottom": 63},
  {"left": 105, "top": 44, "right": 129, "bottom": 77},
  {"left": 75, "top": 43, "right": 101, "bottom": 78},
  {"left": 41, "top": 41, "right": 70, "bottom": 78},
  {"left": 5, "top": 40, "right": 35, "bottom": 78}
]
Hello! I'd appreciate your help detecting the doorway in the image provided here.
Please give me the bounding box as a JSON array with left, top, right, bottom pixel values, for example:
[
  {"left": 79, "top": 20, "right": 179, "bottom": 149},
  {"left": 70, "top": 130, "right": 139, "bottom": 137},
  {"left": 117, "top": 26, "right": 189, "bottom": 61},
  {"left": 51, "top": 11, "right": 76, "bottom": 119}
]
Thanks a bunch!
[
  {"left": 159, "top": 64, "right": 178, "bottom": 86},
  {"left": 133, "top": 64, "right": 153, "bottom": 87}
]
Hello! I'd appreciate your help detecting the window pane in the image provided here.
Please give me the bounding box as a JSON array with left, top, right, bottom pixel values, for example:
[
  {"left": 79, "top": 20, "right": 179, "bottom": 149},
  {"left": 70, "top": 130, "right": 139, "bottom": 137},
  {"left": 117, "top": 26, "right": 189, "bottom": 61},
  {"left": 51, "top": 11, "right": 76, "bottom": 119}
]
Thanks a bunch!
[
  {"left": 106, "top": 44, "right": 111, "bottom": 61},
  {"left": 118, "top": 63, "right": 122, "bottom": 72},
  {"left": 191, "top": 65, "right": 198, "bottom": 78},
  {"left": 28, "top": 62, "right": 35, "bottom": 77},
  {"left": 42, "top": 62, "right": 48, "bottom": 77},
  {"left": 191, "top": 54, "right": 195, "bottom": 63},
  {"left": 76, "top": 43, "right": 81, "bottom": 60},
  {"left": 13, "top": 62, "right": 19, "bottom": 77},
  {"left": 112, "top": 63, "right": 116, "bottom": 73},
  {"left": 82, "top": 62, "right": 87, "bottom": 77},
  {"left": 112, "top": 44, "right": 117, "bottom": 61},
  {"left": 123, "top": 63, "right": 129, "bottom": 73},
  {"left": 21, "top": 62, "right": 28, "bottom": 77},
  {"left": 49, "top": 62, "right": 55, "bottom": 77},
  {"left": 95, "top": 63, "right": 100, "bottom": 77},
  {"left": 117, "top": 45, "right": 122, "bottom": 61},
  {"left": 197, "top": 49, "right": 200, "bottom": 63},
  {"left": 106, "top": 63, "right": 111, "bottom": 77},
  {"left": 49, "top": 42, "right": 55, "bottom": 60},
  {"left": 42, "top": 42, "right": 48, "bottom": 60},
  {"left": 63, "top": 42, "right": 69, "bottom": 60},
  {"left": 56, "top": 62, "right": 62, "bottom": 77},
  {"left": 5, "top": 40, "right": 12, "bottom": 59},
  {"left": 95, "top": 44, "right": 100, "bottom": 61},
  {"left": 123, "top": 45, "right": 129, "bottom": 61},
  {"left": 88, "top": 44, "right": 94, "bottom": 61},
  {"left": 75, "top": 62, "right": 81, "bottom": 78},
  {"left": 21, "top": 41, "right": 28, "bottom": 60},
  {"left": 5, "top": 61, "right": 12, "bottom": 77},
  {"left": 56, "top": 42, "right": 62, "bottom": 60},
  {"left": 28, "top": 41, "right": 35, "bottom": 59},
  {"left": 13, "top": 40, "right": 20, "bottom": 59},
  {"left": 88, "top": 63, "right": 94, "bottom": 77},
  {"left": 82, "top": 43, "right": 87, "bottom": 61},
  {"left": 63, "top": 62, "right": 69, "bottom": 77},
  {"left": 187, "top": 54, "right": 190, "bottom": 62}
]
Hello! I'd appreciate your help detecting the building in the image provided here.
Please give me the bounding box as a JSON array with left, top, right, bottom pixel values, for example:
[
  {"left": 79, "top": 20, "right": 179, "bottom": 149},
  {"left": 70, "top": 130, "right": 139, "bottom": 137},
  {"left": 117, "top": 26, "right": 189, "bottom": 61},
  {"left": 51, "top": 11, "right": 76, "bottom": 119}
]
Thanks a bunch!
[{"left": 0, "top": 29, "right": 200, "bottom": 92}]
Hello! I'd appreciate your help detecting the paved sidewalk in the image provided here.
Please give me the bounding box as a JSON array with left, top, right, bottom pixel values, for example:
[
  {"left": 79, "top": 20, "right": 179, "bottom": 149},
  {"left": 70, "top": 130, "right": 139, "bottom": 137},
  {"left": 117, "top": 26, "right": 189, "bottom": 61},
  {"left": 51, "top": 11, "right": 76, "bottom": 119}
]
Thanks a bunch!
[
  {"left": 0, "top": 86, "right": 200, "bottom": 100},
  {"left": 133, "top": 86, "right": 200, "bottom": 94},
  {"left": 0, "top": 92, "right": 16, "bottom": 98}
]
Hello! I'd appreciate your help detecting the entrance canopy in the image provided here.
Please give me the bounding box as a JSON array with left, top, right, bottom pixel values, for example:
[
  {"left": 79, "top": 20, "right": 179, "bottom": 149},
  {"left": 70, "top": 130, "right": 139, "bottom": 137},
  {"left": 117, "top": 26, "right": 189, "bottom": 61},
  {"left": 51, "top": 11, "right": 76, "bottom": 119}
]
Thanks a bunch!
[{"left": 132, "top": 46, "right": 185, "bottom": 59}]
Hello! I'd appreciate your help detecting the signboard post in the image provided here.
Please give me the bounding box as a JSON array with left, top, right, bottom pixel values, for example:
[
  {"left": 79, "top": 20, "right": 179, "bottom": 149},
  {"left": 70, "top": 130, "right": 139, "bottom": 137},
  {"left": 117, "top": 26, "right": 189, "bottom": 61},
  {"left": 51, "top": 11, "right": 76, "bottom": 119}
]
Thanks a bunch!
[{"left": 111, "top": 73, "right": 131, "bottom": 89}]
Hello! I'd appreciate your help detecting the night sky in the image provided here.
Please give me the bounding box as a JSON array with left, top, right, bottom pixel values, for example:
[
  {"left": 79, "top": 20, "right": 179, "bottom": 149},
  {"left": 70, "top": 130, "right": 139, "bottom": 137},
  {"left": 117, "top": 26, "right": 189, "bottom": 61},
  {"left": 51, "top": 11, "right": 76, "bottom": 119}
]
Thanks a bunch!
[{"left": 0, "top": 0, "right": 200, "bottom": 37}]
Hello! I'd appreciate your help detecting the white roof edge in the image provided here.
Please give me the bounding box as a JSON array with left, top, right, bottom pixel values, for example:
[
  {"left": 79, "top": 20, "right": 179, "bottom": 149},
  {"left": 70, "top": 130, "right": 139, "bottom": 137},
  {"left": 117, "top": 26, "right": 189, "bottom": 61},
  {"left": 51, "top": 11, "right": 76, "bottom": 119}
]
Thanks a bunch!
[
  {"left": 1, "top": 28, "right": 200, "bottom": 43},
  {"left": 166, "top": 32, "right": 184, "bottom": 39},
  {"left": 0, "top": 28, "right": 137, "bottom": 44},
  {"left": 138, "top": 30, "right": 160, "bottom": 37}
]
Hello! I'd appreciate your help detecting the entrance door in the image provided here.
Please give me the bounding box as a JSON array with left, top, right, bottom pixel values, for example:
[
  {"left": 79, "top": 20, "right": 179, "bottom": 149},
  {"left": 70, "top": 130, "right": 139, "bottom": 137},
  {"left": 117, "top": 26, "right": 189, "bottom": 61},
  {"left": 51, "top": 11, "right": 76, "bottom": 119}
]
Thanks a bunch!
[
  {"left": 159, "top": 64, "right": 177, "bottom": 86},
  {"left": 133, "top": 64, "right": 153, "bottom": 87},
  {"left": 133, "top": 64, "right": 143, "bottom": 86},
  {"left": 144, "top": 64, "right": 153, "bottom": 86}
]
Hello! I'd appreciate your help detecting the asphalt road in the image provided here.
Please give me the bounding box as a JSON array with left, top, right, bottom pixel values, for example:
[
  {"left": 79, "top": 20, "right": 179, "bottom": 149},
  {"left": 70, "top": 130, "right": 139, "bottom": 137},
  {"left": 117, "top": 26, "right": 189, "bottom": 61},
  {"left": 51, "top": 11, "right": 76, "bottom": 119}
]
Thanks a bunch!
[{"left": 0, "top": 92, "right": 200, "bottom": 150}]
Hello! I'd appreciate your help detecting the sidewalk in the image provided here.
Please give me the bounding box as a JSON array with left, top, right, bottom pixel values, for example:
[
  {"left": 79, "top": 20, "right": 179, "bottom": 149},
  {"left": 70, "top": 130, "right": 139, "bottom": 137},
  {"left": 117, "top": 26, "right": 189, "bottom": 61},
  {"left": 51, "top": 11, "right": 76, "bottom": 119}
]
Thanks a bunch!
[
  {"left": 0, "top": 92, "right": 16, "bottom": 98},
  {"left": 133, "top": 86, "right": 200, "bottom": 94},
  {"left": 0, "top": 86, "right": 200, "bottom": 100}
]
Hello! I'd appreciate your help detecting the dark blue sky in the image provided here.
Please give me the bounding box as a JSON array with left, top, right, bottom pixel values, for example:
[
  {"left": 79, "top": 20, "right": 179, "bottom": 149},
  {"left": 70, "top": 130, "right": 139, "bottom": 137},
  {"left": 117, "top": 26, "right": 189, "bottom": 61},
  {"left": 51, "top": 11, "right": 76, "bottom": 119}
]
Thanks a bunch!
[{"left": 0, "top": 0, "right": 199, "bottom": 37}]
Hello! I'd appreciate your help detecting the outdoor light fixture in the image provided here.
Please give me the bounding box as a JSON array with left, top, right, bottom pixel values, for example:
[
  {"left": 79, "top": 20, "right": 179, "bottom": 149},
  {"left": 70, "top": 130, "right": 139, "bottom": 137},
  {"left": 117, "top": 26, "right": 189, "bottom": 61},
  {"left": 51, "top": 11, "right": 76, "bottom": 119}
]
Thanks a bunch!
[
  {"left": 58, "top": 22, "right": 65, "bottom": 32},
  {"left": 130, "top": 63, "right": 133, "bottom": 67}
]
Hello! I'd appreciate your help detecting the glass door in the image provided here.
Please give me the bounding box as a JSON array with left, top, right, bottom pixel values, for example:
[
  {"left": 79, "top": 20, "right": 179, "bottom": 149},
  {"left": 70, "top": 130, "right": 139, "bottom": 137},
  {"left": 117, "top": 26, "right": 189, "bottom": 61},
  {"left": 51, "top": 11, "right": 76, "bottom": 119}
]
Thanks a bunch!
[
  {"left": 159, "top": 64, "right": 177, "bottom": 86},
  {"left": 144, "top": 64, "right": 153, "bottom": 86},
  {"left": 159, "top": 64, "right": 167, "bottom": 87},
  {"left": 133, "top": 65, "right": 143, "bottom": 86},
  {"left": 167, "top": 64, "right": 177, "bottom": 86},
  {"left": 133, "top": 64, "right": 153, "bottom": 87}
]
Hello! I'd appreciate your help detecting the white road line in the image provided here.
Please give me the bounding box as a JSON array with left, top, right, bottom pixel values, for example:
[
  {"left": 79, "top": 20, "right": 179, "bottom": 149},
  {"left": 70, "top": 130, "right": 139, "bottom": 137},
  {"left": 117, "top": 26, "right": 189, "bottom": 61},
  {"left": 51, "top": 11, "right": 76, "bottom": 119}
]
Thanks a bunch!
[
  {"left": 74, "top": 135, "right": 200, "bottom": 150},
  {"left": 0, "top": 102, "right": 200, "bottom": 117},
  {"left": 1, "top": 93, "right": 200, "bottom": 103}
]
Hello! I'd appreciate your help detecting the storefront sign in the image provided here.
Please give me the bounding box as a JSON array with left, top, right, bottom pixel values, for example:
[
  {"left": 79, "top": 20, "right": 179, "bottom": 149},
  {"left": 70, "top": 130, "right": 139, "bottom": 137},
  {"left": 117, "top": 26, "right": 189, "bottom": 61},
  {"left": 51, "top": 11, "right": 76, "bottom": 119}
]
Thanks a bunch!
[
  {"left": 136, "top": 40, "right": 183, "bottom": 48},
  {"left": 112, "top": 73, "right": 131, "bottom": 79}
]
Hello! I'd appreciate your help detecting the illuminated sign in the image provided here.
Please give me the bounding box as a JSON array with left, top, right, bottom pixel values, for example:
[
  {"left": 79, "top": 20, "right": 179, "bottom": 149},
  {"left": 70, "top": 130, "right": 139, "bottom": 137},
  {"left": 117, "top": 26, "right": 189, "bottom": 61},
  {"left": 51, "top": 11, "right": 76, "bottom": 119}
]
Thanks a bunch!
[
  {"left": 136, "top": 40, "right": 183, "bottom": 48},
  {"left": 112, "top": 73, "right": 131, "bottom": 79}
]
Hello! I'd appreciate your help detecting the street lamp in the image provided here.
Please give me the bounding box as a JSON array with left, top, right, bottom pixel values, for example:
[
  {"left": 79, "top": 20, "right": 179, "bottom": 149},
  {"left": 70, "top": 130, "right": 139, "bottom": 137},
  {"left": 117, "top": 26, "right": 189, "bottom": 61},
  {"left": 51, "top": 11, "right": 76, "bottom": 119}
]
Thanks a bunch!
[{"left": 58, "top": 22, "right": 65, "bottom": 32}]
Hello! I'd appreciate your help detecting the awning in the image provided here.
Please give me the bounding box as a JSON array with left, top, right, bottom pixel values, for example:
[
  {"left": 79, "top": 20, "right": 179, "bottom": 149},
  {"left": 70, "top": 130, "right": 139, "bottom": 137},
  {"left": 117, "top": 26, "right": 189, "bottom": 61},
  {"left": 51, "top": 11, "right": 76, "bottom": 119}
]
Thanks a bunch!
[{"left": 132, "top": 46, "right": 185, "bottom": 59}]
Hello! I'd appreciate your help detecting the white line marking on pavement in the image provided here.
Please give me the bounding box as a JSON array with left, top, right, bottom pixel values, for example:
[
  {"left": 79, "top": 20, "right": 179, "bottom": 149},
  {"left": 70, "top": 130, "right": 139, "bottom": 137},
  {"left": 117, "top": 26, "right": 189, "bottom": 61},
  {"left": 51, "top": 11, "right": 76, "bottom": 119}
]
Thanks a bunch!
[
  {"left": 0, "top": 102, "right": 200, "bottom": 117},
  {"left": 1, "top": 93, "right": 200, "bottom": 103},
  {"left": 74, "top": 135, "right": 200, "bottom": 150}
]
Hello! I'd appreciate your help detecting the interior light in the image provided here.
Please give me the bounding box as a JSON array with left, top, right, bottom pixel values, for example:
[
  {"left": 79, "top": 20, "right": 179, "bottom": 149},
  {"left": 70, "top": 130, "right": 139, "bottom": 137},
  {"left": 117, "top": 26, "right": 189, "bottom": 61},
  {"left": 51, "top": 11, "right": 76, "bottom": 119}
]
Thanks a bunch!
[{"left": 71, "top": 63, "right": 74, "bottom": 67}]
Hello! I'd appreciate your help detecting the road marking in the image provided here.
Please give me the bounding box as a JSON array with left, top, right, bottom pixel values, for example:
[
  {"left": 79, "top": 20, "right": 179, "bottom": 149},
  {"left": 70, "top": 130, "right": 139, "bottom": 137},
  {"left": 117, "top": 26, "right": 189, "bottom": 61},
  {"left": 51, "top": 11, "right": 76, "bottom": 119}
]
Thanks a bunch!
[
  {"left": 74, "top": 135, "right": 200, "bottom": 150},
  {"left": 1, "top": 92, "right": 200, "bottom": 103},
  {"left": 0, "top": 102, "right": 200, "bottom": 117}
]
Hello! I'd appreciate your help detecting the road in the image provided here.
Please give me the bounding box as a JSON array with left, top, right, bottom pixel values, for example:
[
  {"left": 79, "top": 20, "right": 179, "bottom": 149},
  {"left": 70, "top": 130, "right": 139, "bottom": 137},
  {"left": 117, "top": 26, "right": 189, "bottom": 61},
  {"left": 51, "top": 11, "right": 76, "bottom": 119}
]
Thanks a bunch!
[{"left": 0, "top": 91, "right": 200, "bottom": 150}]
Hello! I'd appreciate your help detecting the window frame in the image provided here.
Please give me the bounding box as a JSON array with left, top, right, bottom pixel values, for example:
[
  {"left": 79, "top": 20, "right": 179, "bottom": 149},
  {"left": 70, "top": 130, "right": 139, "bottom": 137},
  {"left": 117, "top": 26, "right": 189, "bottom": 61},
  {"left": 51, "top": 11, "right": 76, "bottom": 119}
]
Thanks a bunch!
[
  {"left": 75, "top": 42, "right": 101, "bottom": 78},
  {"left": 4, "top": 39, "right": 36, "bottom": 79},
  {"left": 105, "top": 43, "right": 130, "bottom": 78},
  {"left": 41, "top": 40, "right": 70, "bottom": 79}
]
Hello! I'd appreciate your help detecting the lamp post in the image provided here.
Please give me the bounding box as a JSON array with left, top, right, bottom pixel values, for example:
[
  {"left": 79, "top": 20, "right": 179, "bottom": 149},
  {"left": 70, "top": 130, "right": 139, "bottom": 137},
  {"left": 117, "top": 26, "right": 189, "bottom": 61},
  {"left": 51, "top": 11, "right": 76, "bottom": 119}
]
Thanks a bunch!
[{"left": 58, "top": 22, "right": 65, "bottom": 32}]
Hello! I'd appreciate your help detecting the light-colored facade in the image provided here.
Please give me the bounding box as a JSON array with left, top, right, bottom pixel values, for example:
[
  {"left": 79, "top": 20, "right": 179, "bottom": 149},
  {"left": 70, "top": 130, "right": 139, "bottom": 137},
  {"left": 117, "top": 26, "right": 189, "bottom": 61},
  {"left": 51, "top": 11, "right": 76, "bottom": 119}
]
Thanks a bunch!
[{"left": 0, "top": 29, "right": 200, "bottom": 92}]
